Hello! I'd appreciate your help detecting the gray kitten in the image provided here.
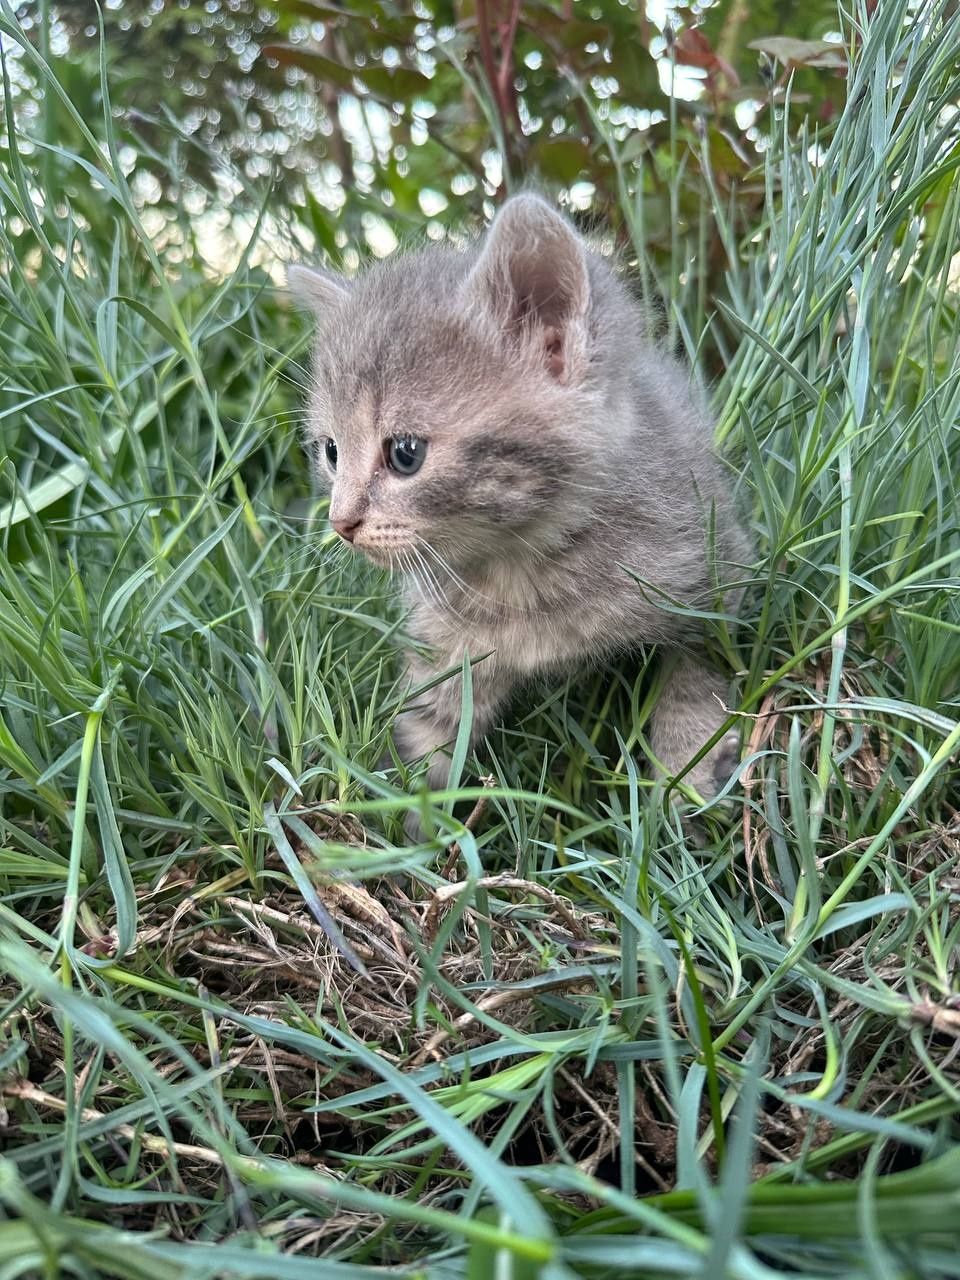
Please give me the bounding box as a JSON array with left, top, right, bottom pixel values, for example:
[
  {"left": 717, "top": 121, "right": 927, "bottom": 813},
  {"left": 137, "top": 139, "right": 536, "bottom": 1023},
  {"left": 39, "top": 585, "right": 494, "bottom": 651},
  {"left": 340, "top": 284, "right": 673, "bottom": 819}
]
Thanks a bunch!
[{"left": 290, "top": 195, "right": 750, "bottom": 813}]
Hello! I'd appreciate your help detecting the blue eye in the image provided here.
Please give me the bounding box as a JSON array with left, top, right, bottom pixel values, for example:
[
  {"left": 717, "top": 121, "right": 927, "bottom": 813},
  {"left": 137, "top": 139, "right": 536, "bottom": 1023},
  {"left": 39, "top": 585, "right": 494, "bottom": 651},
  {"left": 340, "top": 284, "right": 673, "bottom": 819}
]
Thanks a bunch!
[
  {"left": 324, "top": 438, "right": 338, "bottom": 471},
  {"left": 388, "top": 435, "right": 427, "bottom": 476}
]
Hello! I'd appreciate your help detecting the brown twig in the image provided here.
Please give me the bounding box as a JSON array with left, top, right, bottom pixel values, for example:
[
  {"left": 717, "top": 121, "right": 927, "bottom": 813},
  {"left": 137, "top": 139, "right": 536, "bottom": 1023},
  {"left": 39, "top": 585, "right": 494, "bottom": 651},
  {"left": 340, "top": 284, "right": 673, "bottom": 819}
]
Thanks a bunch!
[
  {"left": 911, "top": 999, "right": 960, "bottom": 1040},
  {"left": 741, "top": 689, "right": 785, "bottom": 913},
  {"left": 407, "top": 967, "right": 590, "bottom": 1067},
  {"left": 0, "top": 1080, "right": 331, "bottom": 1173},
  {"left": 432, "top": 874, "right": 587, "bottom": 942},
  {"left": 436, "top": 774, "right": 497, "bottom": 883},
  {"left": 558, "top": 1066, "right": 670, "bottom": 1190},
  {"left": 474, "top": 0, "right": 522, "bottom": 180}
]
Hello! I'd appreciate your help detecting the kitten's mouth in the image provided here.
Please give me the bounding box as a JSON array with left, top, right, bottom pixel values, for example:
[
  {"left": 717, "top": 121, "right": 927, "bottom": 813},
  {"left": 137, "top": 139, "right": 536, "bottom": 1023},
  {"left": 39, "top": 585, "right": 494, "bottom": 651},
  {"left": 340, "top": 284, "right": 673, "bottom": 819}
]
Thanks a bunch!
[
  {"left": 355, "top": 544, "right": 397, "bottom": 568},
  {"left": 345, "top": 531, "right": 413, "bottom": 569},
  {"left": 333, "top": 523, "right": 456, "bottom": 575}
]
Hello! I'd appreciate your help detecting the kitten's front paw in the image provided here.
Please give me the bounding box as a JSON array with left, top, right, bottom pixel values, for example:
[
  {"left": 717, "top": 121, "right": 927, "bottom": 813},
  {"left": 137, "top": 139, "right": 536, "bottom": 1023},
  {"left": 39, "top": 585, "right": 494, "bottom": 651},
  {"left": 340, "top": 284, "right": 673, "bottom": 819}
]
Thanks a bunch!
[
  {"left": 403, "top": 806, "right": 426, "bottom": 845},
  {"left": 382, "top": 727, "right": 452, "bottom": 843},
  {"left": 650, "top": 657, "right": 741, "bottom": 805}
]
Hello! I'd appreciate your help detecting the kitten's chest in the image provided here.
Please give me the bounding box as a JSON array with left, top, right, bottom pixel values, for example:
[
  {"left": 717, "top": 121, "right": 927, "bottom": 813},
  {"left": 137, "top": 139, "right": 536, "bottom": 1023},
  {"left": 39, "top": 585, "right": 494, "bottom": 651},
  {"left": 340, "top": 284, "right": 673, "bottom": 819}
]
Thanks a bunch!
[
  {"left": 477, "top": 612, "right": 577, "bottom": 673},
  {"left": 409, "top": 587, "right": 619, "bottom": 676}
]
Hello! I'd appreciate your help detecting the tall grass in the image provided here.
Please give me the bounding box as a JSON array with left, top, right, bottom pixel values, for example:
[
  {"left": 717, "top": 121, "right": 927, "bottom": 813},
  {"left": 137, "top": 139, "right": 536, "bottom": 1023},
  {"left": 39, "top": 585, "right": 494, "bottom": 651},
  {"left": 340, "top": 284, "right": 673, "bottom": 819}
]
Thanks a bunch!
[{"left": 1, "top": 0, "right": 959, "bottom": 1276}]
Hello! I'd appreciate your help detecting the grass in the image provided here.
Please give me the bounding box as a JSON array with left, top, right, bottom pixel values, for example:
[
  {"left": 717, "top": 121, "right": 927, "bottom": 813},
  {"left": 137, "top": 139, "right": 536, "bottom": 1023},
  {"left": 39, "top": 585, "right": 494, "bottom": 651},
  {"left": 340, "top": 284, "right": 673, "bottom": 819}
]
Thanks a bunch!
[{"left": 1, "top": 0, "right": 959, "bottom": 1276}]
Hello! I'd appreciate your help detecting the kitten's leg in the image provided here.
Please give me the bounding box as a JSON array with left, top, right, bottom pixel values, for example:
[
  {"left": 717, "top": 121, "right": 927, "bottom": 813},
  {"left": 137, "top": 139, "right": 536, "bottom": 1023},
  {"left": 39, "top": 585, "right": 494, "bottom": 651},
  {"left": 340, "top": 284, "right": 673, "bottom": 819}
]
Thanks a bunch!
[
  {"left": 649, "top": 653, "right": 740, "bottom": 800},
  {"left": 392, "top": 651, "right": 514, "bottom": 829}
]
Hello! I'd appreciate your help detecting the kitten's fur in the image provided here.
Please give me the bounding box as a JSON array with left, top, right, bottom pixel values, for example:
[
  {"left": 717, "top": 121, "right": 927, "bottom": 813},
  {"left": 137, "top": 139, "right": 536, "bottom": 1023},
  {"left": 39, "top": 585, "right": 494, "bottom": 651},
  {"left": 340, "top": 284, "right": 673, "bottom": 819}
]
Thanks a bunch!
[{"left": 291, "top": 195, "right": 750, "bottom": 812}]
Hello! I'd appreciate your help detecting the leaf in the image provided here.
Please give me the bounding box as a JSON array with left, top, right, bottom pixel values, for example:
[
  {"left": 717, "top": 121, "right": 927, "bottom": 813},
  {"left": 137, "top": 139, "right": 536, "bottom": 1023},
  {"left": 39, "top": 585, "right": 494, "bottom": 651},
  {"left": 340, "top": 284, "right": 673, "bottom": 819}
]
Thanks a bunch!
[
  {"left": 263, "top": 803, "right": 367, "bottom": 976},
  {"left": 814, "top": 894, "right": 916, "bottom": 940},
  {"left": 261, "top": 46, "right": 430, "bottom": 100},
  {"left": 675, "top": 28, "right": 740, "bottom": 88},
  {"left": 700, "top": 127, "right": 748, "bottom": 183},
  {"left": 530, "top": 137, "right": 592, "bottom": 185},
  {"left": 466, "top": 1205, "right": 544, "bottom": 1280},
  {"left": 0, "top": 376, "right": 191, "bottom": 529},
  {"left": 264, "top": 0, "right": 420, "bottom": 42},
  {"left": 139, "top": 506, "right": 242, "bottom": 632},
  {"left": 442, "top": 653, "right": 474, "bottom": 800},
  {"left": 90, "top": 730, "right": 137, "bottom": 959},
  {"left": 520, "top": 10, "right": 612, "bottom": 50},
  {"left": 748, "top": 37, "right": 847, "bottom": 70},
  {"left": 264, "top": 0, "right": 363, "bottom": 21}
]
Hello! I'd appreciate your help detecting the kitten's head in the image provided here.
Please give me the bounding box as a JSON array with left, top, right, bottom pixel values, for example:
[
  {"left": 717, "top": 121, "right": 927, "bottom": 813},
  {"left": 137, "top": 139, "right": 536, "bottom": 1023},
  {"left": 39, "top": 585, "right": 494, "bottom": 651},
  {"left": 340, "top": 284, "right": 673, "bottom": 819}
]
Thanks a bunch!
[{"left": 291, "top": 194, "right": 620, "bottom": 574}]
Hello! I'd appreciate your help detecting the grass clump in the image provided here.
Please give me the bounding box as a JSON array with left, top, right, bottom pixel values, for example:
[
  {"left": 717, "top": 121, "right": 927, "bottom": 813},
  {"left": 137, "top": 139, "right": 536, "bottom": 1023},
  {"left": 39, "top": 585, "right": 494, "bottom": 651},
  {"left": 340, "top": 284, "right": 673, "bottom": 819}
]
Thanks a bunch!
[{"left": 1, "top": 1, "right": 959, "bottom": 1276}]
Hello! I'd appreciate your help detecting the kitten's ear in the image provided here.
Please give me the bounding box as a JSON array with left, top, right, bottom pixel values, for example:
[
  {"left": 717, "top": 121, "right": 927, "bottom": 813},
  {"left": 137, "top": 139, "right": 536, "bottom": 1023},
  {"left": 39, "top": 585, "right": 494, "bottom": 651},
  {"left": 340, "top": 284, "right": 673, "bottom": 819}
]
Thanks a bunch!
[
  {"left": 287, "top": 263, "right": 351, "bottom": 314},
  {"left": 465, "top": 194, "right": 590, "bottom": 383}
]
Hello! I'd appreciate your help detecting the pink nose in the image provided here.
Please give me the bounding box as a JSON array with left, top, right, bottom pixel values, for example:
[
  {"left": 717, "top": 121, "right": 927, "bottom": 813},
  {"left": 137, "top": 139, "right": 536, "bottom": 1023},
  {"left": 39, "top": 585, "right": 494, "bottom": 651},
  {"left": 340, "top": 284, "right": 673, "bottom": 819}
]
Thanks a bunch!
[{"left": 332, "top": 518, "right": 362, "bottom": 543}]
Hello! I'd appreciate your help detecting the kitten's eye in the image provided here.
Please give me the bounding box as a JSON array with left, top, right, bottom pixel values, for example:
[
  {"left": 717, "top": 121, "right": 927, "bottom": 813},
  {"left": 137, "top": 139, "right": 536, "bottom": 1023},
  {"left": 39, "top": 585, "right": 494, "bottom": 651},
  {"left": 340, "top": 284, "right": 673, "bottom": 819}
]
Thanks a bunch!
[
  {"left": 387, "top": 435, "right": 427, "bottom": 476},
  {"left": 324, "top": 438, "right": 338, "bottom": 471}
]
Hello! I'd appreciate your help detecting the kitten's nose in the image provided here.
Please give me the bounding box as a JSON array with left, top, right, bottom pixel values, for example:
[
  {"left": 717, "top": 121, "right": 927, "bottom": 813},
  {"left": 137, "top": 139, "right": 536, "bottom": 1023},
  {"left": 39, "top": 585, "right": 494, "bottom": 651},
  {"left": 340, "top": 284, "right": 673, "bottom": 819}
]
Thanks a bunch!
[{"left": 332, "top": 517, "right": 363, "bottom": 543}]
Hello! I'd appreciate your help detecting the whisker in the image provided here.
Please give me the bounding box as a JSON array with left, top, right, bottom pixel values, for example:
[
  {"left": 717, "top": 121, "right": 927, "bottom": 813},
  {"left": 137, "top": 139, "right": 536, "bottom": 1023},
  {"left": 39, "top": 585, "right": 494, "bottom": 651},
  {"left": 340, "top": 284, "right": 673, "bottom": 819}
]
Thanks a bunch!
[
  {"left": 419, "top": 537, "right": 549, "bottom": 619},
  {"left": 501, "top": 528, "right": 551, "bottom": 563},
  {"left": 399, "top": 549, "right": 440, "bottom": 614},
  {"left": 243, "top": 411, "right": 313, "bottom": 429},
  {"left": 225, "top": 326, "right": 314, "bottom": 384},
  {"left": 545, "top": 476, "right": 614, "bottom": 496},
  {"left": 410, "top": 546, "right": 452, "bottom": 614},
  {"left": 418, "top": 539, "right": 505, "bottom": 616},
  {"left": 415, "top": 537, "right": 471, "bottom": 594}
]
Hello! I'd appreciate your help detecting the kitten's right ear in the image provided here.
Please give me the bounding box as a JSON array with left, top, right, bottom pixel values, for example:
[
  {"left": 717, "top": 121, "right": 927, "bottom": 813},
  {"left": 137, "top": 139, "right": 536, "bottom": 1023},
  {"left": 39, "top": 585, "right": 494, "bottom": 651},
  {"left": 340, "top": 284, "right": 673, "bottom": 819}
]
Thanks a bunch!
[
  {"left": 287, "top": 263, "right": 351, "bottom": 314},
  {"left": 464, "top": 194, "right": 590, "bottom": 384}
]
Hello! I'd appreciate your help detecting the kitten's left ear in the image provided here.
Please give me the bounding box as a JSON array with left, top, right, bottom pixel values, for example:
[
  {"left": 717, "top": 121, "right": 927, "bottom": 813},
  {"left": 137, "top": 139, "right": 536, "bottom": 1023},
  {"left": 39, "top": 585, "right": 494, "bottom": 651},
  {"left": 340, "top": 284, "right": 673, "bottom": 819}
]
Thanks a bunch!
[
  {"left": 464, "top": 194, "right": 590, "bottom": 384},
  {"left": 287, "top": 263, "right": 351, "bottom": 314}
]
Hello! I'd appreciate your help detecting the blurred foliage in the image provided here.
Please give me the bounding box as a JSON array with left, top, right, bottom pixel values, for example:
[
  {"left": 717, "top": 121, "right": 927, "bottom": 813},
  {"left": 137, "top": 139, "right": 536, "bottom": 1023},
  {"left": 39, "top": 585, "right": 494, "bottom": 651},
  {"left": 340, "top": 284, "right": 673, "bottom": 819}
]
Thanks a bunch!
[{"left": 11, "top": 0, "right": 853, "bottom": 314}]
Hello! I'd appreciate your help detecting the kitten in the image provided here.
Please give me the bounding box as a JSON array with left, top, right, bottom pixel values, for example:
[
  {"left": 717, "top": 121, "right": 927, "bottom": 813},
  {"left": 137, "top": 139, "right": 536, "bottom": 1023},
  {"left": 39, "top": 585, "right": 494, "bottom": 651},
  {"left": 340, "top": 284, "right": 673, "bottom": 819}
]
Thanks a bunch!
[{"left": 290, "top": 194, "right": 750, "bottom": 819}]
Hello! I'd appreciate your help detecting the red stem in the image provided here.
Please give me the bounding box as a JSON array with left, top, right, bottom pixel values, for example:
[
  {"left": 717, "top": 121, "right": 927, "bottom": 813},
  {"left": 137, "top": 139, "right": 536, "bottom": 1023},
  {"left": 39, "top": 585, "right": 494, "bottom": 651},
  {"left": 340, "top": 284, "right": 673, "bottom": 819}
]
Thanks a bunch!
[{"left": 475, "top": 0, "right": 522, "bottom": 180}]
